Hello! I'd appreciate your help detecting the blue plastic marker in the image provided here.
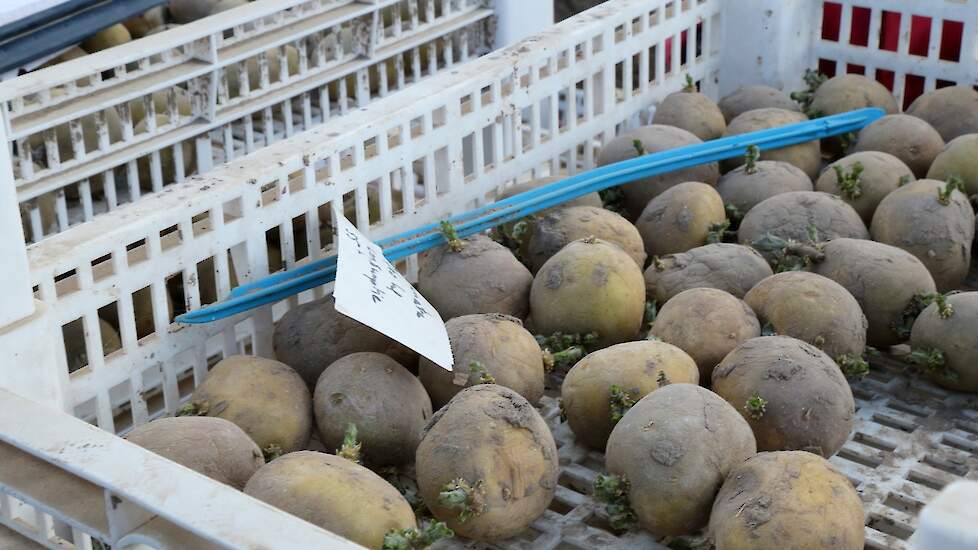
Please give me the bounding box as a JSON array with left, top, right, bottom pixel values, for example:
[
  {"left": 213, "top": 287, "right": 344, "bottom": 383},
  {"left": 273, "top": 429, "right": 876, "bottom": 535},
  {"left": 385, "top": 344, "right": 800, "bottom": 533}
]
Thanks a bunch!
[{"left": 176, "top": 107, "right": 885, "bottom": 324}]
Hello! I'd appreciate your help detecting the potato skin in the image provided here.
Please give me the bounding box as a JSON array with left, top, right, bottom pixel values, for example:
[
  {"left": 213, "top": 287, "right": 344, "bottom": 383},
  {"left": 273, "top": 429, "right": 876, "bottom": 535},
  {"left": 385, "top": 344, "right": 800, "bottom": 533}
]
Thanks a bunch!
[
  {"left": 910, "top": 292, "right": 978, "bottom": 392},
  {"left": 188, "top": 355, "right": 313, "bottom": 455},
  {"left": 815, "top": 151, "right": 915, "bottom": 223},
  {"left": 644, "top": 243, "right": 773, "bottom": 303},
  {"left": 709, "top": 451, "right": 865, "bottom": 550},
  {"left": 561, "top": 341, "right": 699, "bottom": 450},
  {"left": 418, "top": 234, "right": 532, "bottom": 320},
  {"left": 416, "top": 385, "right": 558, "bottom": 540},
  {"left": 722, "top": 109, "right": 820, "bottom": 178},
  {"left": 126, "top": 416, "right": 263, "bottom": 490},
  {"left": 419, "top": 314, "right": 543, "bottom": 409},
  {"left": 718, "top": 85, "right": 800, "bottom": 124},
  {"left": 907, "top": 86, "right": 978, "bottom": 142},
  {"left": 811, "top": 74, "right": 898, "bottom": 116},
  {"left": 716, "top": 160, "right": 813, "bottom": 217},
  {"left": 712, "top": 336, "right": 855, "bottom": 457},
  {"left": 927, "top": 134, "right": 978, "bottom": 197},
  {"left": 81, "top": 24, "right": 131, "bottom": 53},
  {"left": 870, "top": 179, "right": 975, "bottom": 291},
  {"left": 812, "top": 238, "right": 936, "bottom": 348},
  {"left": 245, "top": 451, "right": 416, "bottom": 550},
  {"left": 606, "top": 384, "right": 756, "bottom": 536},
  {"left": 597, "top": 125, "right": 719, "bottom": 218},
  {"left": 314, "top": 352, "right": 432, "bottom": 466},
  {"left": 853, "top": 114, "right": 945, "bottom": 178},
  {"left": 495, "top": 176, "right": 602, "bottom": 238},
  {"left": 635, "top": 182, "right": 725, "bottom": 257},
  {"left": 744, "top": 272, "right": 867, "bottom": 361},
  {"left": 737, "top": 191, "right": 869, "bottom": 259},
  {"left": 521, "top": 206, "right": 646, "bottom": 273},
  {"left": 650, "top": 288, "right": 760, "bottom": 380},
  {"left": 273, "top": 296, "right": 416, "bottom": 388},
  {"left": 530, "top": 238, "right": 646, "bottom": 348},
  {"left": 652, "top": 90, "right": 726, "bottom": 141}
]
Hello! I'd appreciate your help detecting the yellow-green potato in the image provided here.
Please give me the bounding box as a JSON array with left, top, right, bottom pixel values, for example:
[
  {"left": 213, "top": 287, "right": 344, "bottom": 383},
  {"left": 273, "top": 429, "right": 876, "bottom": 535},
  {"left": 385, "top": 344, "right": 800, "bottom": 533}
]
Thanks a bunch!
[
  {"left": 709, "top": 451, "right": 865, "bottom": 550},
  {"left": 712, "top": 336, "right": 855, "bottom": 457},
  {"left": 718, "top": 85, "right": 800, "bottom": 123},
  {"left": 852, "top": 114, "right": 945, "bottom": 178},
  {"left": 722, "top": 109, "right": 820, "bottom": 178},
  {"left": 644, "top": 243, "right": 773, "bottom": 303},
  {"left": 530, "top": 238, "right": 645, "bottom": 348},
  {"left": 126, "top": 416, "right": 263, "bottom": 490},
  {"left": 314, "top": 352, "right": 432, "bottom": 467},
  {"left": 417, "top": 235, "right": 532, "bottom": 320},
  {"left": 716, "top": 160, "right": 813, "bottom": 220},
  {"left": 811, "top": 238, "right": 936, "bottom": 348},
  {"left": 64, "top": 317, "right": 122, "bottom": 373},
  {"left": 738, "top": 191, "right": 869, "bottom": 266},
  {"left": 122, "top": 7, "right": 166, "bottom": 39},
  {"left": 273, "top": 296, "right": 417, "bottom": 388},
  {"left": 80, "top": 24, "right": 132, "bottom": 53},
  {"left": 744, "top": 272, "right": 867, "bottom": 364},
  {"left": 870, "top": 179, "right": 975, "bottom": 291},
  {"left": 927, "top": 134, "right": 978, "bottom": 197},
  {"left": 605, "top": 384, "right": 756, "bottom": 536},
  {"left": 168, "top": 0, "right": 220, "bottom": 23},
  {"left": 561, "top": 340, "right": 699, "bottom": 450},
  {"left": 815, "top": 151, "right": 915, "bottom": 224},
  {"left": 416, "top": 385, "right": 558, "bottom": 540},
  {"left": 907, "top": 85, "right": 978, "bottom": 142},
  {"left": 635, "top": 181, "right": 725, "bottom": 257},
  {"left": 245, "top": 451, "right": 416, "bottom": 550},
  {"left": 596, "top": 125, "right": 719, "bottom": 218},
  {"left": 650, "top": 288, "right": 760, "bottom": 380},
  {"left": 419, "top": 314, "right": 543, "bottom": 409},
  {"left": 182, "top": 355, "right": 313, "bottom": 457},
  {"left": 910, "top": 291, "right": 978, "bottom": 392},
  {"left": 520, "top": 205, "right": 646, "bottom": 273},
  {"left": 135, "top": 115, "right": 197, "bottom": 189},
  {"left": 652, "top": 87, "right": 726, "bottom": 141}
]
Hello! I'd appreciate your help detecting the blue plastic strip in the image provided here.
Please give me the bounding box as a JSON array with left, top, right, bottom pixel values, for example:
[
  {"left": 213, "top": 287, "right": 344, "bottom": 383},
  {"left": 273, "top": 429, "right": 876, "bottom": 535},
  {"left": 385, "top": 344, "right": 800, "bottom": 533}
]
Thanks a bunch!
[{"left": 176, "top": 107, "right": 885, "bottom": 323}]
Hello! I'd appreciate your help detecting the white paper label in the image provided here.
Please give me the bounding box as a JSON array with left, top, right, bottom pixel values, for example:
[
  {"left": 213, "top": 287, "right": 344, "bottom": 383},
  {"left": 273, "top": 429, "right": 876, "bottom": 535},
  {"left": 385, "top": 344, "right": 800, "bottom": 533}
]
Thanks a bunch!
[{"left": 333, "top": 216, "right": 454, "bottom": 371}]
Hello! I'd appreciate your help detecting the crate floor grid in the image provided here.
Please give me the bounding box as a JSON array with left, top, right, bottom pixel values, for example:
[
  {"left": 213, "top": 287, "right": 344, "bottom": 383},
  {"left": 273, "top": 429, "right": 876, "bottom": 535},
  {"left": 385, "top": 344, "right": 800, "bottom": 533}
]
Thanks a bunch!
[{"left": 434, "top": 357, "right": 977, "bottom": 550}]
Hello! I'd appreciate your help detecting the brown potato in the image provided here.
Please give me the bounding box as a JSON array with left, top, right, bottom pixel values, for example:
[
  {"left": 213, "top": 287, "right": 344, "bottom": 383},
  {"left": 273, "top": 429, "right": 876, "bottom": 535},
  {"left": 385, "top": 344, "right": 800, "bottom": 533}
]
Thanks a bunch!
[
  {"left": 596, "top": 125, "right": 719, "bottom": 218},
  {"left": 419, "top": 314, "right": 543, "bottom": 409},
  {"left": 126, "top": 416, "right": 263, "bottom": 490},
  {"left": 417, "top": 234, "right": 532, "bottom": 320},
  {"left": 907, "top": 85, "right": 978, "bottom": 142},
  {"left": 635, "top": 181, "right": 725, "bottom": 257},
  {"left": 716, "top": 160, "right": 813, "bottom": 219},
  {"left": 718, "top": 85, "right": 800, "bottom": 123},
  {"left": 521, "top": 205, "right": 646, "bottom": 272},
  {"left": 927, "top": 134, "right": 978, "bottom": 197},
  {"left": 810, "top": 74, "right": 898, "bottom": 116},
  {"left": 314, "top": 352, "right": 431, "bottom": 467},
  {"left": 710, "top": 451, "right": 865, "bottom": 550},
  {"left": 870, "top": 179, "right": 975, "bottom": 291},
  {"left": 652, "top": 88, "right": 726, "bottom": 141},
  {"left": 910, "top": 291, "right": 978, "bottom": 392},
  {"left": 644, "top": 243, "right": 773, "bottom": 303},
  {"left": 852, "top": 114, "right": 945, "bottom": 178},
  {"left": 494, "top": 176, "right": 602, "bottom": 239},
  {"left": 712, "top": 336, "right": 855, "bottom": 457},
  {"left": 650, "top": 288, "right": 760, "bottom": 379},
  {"left": 744, "top": 272, "right": 867, "bottom": 363},
  {"left": 815, "top": 151, "right": 914, "bottom": 224},
  {"left": 722, "top": 109, "right": 820, "bottom": 178},
  {"left": 561, "top": 340, "right": 699, "bottom": 449}
]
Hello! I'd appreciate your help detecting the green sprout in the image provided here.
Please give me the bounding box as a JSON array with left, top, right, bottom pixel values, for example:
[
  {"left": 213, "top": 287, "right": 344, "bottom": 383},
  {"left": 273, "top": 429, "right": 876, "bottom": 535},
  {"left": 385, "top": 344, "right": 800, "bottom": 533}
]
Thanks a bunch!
[
  {"left": 833, "top": 161, "right": 864, "bottom": 200},
  {"left": 683, "top": 73, "right": 696, "bottom": 92},
  {"left": 744, "top": 395, "right": 767, "bottom": 419},
  {"left": 439, "top": 220, "right": 465, "bottom": 252},
  {"left": 905, "top": 347, "right": 959, "bottom": 383},
  {"left": 750, "top": 232, "right": 825, "bottom": 272},
  {"left": 438, "top": 478, "right": 485, "bottom": 523},
  {"left": 706, "top": 218, "right": 735, "bottom": 244},
  {"left": 336, "top": 423, "right": 362, "bottom": 464},
  {"left": 632, "top": 139, "right": 646, "bottom": 156},
  {"left": 262, "top": 444, "right": 284, "bottom": 462},
  {"left": 599, "top": 187, "right": 627, "bottom": 214},
  {"left": 535, "top": 331, "right": 598, "bottom": 371},
  {"left": 790, "top": 68, "right": 827, "bottom": 118},
  {"left": 593, "top": 474, "right": 636, "bottom": 530},
  {"left": 898, "top": 174, "right": 912, "bottom": 186},
  {"left": 725, "top": 203, "right": 744, "bottom": 225},
  {"left": 938, "top": 176, "right": 966, "bottom": 205},
  {"left": 382, "top": 521, "right": 454, "bottom": 550},
  {"left": 891, "top": 293, "right": 955, "bottom": 340},
  {"left": 380, "top": 467, "right": 427, "bottom": 515},
  {"left": 743, "top": 145, "right": 760, "bottom": 175},
  {"left": 839, "top": 131, "right": 858, "bottom": 155},
  {"left": 609, "top": 385, "right": 636, "bottom": 422},
  {"left": 176, "top": 399, "right": 227, "bottom": 417},
  {"left": 836, "top": 354, "right": 870, "bottom": 381},
  {"left": 657, "top": 370, "right": 670, "bottom": 387},
  {"left": 469, "top": 361, "right": 496, "bottom": 385},
  {"left": 639, "top": 300, "right": 658, "bottom": 339}
]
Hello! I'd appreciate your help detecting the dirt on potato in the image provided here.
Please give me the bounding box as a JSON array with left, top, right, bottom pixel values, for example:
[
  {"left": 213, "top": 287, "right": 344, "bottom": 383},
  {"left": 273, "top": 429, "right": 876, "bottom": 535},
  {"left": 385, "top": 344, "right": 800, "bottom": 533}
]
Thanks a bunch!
[{"left": 644, "top": 243, "right": 773, "bottom": 303}]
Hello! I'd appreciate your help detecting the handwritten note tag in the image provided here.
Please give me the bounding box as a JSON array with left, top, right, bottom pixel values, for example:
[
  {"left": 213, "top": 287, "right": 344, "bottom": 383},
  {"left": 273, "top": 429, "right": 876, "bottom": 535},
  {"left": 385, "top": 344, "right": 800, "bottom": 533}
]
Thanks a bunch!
[{"left": 333, "top": 216, "right": 454, "bottom": 371}]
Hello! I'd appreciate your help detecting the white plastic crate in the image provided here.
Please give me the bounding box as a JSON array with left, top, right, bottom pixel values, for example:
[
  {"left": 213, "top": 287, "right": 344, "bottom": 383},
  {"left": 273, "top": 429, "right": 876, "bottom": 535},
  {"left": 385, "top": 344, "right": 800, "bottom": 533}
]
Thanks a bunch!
[
  {"left": 4, "top": 0, "right": 496, "bottom": 244},
  {"left": 0, "top": 0, "right": 977, "bottom": 548}
]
